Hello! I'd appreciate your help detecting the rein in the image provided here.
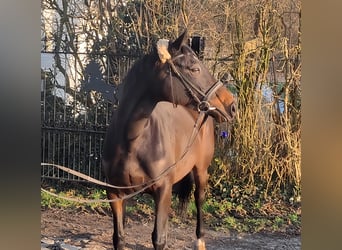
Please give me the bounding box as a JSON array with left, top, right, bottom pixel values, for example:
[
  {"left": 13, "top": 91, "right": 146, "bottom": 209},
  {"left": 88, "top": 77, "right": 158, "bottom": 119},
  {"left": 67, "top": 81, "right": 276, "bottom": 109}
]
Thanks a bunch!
[{"left": 41, "top": 112, "right": 208, "bottom": 203}]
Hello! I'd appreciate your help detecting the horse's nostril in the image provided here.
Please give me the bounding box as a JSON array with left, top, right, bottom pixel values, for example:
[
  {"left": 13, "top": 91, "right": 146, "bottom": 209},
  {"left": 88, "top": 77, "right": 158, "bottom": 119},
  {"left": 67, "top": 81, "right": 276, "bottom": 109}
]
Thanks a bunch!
[{"left": 230, "top": 102, "right": 237, "bottom": 116}]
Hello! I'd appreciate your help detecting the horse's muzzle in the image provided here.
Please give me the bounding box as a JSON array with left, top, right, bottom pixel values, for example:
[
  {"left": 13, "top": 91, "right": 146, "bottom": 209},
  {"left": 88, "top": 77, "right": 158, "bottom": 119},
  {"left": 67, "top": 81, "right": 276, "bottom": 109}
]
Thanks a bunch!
[
  {"left": 229, "top": 101, "right": 237, "bottom": 118},
  {"left": 223, "top": 101, "right": 237, "bottom": 122},
  {"left": 206, "top": 100, "right": 236, "bottom": 123}
]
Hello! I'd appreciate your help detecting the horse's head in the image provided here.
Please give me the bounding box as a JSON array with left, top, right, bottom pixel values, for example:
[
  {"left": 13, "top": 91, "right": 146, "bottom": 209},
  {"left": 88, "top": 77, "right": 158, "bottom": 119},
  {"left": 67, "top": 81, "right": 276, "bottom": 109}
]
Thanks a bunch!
[{"left": 154, "top": 31, "right": 237, "bottom": 123}]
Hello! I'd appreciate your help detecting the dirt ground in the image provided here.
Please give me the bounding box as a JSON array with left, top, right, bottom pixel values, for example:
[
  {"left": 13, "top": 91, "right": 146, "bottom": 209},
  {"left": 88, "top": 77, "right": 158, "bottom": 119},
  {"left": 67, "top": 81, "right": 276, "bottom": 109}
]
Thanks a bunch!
[{"left": 41, "top": 207, "right": 300, "bottom": 250}]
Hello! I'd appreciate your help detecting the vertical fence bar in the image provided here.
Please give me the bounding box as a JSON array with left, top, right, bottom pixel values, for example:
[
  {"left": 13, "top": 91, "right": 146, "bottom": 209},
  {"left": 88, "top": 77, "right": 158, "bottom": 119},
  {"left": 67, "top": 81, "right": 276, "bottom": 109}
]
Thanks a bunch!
[
  {"left": 42, "top": 69, "right": 47, "bottom": 121},
  {"left": 56, "top": 132, "right": 60, "bottom": 178},
  {"left": 68, "top": 132, "right": 72, "bottom": 180},
  {"left": 88, "top": 133, "right": 91, "bottom": 177},
  {"left": 77, "top": 132, "right": 81, "bottom": 181}
]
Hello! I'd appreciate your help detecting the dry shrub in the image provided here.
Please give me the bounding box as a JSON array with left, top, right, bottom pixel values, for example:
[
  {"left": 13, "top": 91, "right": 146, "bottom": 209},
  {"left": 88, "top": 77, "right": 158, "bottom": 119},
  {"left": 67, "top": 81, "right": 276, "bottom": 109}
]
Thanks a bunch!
[{"left": 208, "top": 0, "right": 301, "bottom": 203}]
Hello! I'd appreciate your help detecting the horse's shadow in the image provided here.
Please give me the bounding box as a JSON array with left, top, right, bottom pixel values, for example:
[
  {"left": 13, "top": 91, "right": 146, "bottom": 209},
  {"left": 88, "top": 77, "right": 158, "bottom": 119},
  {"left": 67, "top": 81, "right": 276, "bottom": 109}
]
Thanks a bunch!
[
  {"left": 58, "top": 231, "right": 113, "bottom": 249},
  {"left": 126, "top": 243, "right": 153, "bottom": 250}
]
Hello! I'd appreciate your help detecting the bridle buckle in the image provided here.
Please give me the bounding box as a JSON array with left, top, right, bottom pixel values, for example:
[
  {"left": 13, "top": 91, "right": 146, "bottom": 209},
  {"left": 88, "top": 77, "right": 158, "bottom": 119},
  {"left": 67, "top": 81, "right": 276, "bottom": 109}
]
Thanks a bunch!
[{"left": 197, "top": 101, "right": 216, "bottom": 113}]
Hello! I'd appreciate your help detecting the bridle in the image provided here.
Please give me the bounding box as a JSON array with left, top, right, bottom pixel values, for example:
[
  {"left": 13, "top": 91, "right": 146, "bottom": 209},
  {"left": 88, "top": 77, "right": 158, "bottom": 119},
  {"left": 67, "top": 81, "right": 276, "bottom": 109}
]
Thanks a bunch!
[{"left": 166, "top": 54, "right": 230, "bottom": 122}]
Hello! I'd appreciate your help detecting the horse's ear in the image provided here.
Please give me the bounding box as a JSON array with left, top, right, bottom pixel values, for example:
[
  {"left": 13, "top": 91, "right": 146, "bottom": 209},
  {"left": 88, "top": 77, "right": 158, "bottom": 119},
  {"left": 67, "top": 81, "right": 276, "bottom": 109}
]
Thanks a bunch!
[
  {"left": 171, "top": 30, "right": 188, "bottom": 51},
  {"left": 157, "top": 39, "right": 171, "bottom": 63},
  {"left": 156, "top": 30, "right": 188, "bottom": 63}
]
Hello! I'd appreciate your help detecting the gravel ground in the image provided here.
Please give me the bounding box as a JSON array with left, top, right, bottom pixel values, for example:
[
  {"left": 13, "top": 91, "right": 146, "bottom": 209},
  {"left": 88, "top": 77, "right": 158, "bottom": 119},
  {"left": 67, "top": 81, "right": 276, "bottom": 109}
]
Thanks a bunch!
[{"left": 41, "top": 207, "right": 301, "bottom": 250}]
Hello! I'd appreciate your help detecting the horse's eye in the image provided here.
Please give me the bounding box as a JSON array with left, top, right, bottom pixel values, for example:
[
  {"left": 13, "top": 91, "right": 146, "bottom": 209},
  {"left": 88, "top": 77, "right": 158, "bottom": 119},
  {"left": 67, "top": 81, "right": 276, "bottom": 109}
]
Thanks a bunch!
[{"left": 190, "top": 67, "right": 200, "bottom": 73}]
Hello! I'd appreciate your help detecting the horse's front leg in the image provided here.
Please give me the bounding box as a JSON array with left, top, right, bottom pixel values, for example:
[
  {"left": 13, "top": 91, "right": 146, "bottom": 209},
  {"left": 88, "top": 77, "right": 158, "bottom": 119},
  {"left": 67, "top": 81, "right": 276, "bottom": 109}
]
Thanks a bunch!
[
  {"left": 107, "top": 191, "right": 125, "bottom": 250},
  {"left": 193, "top": 168, "right": 208, "bottom": 250},
  {"left": 152, "top": 184, "right": 172, "bottom": 250}
]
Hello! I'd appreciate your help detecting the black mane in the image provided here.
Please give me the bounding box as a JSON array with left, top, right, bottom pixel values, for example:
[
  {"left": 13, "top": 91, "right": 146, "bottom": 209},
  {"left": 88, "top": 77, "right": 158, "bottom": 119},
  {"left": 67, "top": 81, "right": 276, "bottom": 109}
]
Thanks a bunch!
[
  {"left": 118, "top": 49, "right": 159, "bottom": 105},
  {"left": 110, "top": 48, "right": 160, "bottom": 148}
]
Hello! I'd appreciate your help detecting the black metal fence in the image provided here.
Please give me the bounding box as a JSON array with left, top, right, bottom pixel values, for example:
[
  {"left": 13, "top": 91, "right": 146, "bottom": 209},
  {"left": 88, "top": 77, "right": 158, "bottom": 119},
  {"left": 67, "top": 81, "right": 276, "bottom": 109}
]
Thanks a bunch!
[
  {"left": 41, "top": 124, "right": 107, "bottom": 182},
  {"left": 41, "top": 51, "right": 137, "bottom": 182}
]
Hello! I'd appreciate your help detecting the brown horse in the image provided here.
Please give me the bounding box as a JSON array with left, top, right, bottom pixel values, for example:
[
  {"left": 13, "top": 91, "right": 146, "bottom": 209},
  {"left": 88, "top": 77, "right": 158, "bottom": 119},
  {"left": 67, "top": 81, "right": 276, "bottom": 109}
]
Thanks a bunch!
[{"left": 102, "top": 31, "right": 237, "bottom": 250}]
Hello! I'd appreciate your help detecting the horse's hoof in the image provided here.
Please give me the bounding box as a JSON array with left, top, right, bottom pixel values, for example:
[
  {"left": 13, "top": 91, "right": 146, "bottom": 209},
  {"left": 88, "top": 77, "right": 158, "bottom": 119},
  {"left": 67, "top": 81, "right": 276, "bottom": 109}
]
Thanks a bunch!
[{"left": 193, "top": 238, "right": 206, "bottom": 250}]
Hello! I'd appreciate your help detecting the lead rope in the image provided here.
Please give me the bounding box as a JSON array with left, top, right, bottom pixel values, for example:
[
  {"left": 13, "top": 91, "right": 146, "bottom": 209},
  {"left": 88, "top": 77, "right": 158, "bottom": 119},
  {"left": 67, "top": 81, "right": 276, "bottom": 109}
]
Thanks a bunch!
[
  {"left": 41, "top": 112, "right": 207, "bottom": 203},
  {"left": 41, "top": 184, "right": 154, "bottom": 203}
]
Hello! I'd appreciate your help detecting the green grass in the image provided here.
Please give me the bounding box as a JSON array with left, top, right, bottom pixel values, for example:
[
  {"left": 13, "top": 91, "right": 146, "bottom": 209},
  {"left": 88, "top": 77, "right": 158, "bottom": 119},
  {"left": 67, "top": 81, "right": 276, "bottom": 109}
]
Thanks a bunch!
[
  {"left": 41, "top": 186, "right": 110, "bottom": 210},
  {"left": 176, "top": 196, "right": 301, "bottom": 234},
  {"left": 41, "top": 184, "right": 300, "bottom": 234}
]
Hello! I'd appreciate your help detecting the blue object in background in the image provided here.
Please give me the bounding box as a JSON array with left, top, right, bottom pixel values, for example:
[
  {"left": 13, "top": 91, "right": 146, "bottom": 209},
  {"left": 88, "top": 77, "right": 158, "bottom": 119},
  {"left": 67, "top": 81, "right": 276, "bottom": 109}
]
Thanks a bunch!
[{"left": 220, "top": 131, "right": 229, "bottom": 139}]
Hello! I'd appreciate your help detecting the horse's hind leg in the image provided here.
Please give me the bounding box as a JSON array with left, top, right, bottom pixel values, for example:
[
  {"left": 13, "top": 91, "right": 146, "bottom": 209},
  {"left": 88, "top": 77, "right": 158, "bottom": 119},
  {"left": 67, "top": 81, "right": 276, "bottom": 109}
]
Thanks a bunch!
[
  {"left": 107, "top": 192, "right": 125, "bottom": 250},
  {"left": 193, "top": 168, "right": 208, "bottom": 250},
  {"left": 152, "top": 184, "right": 172, "bottom": 250}
]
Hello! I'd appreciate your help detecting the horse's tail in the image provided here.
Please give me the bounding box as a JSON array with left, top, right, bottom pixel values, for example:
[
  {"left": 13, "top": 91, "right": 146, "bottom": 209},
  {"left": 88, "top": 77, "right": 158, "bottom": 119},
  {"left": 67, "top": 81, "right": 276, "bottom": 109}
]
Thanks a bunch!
[{"left": 173, "top": 172, "right": 194, "bottom": 217}]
